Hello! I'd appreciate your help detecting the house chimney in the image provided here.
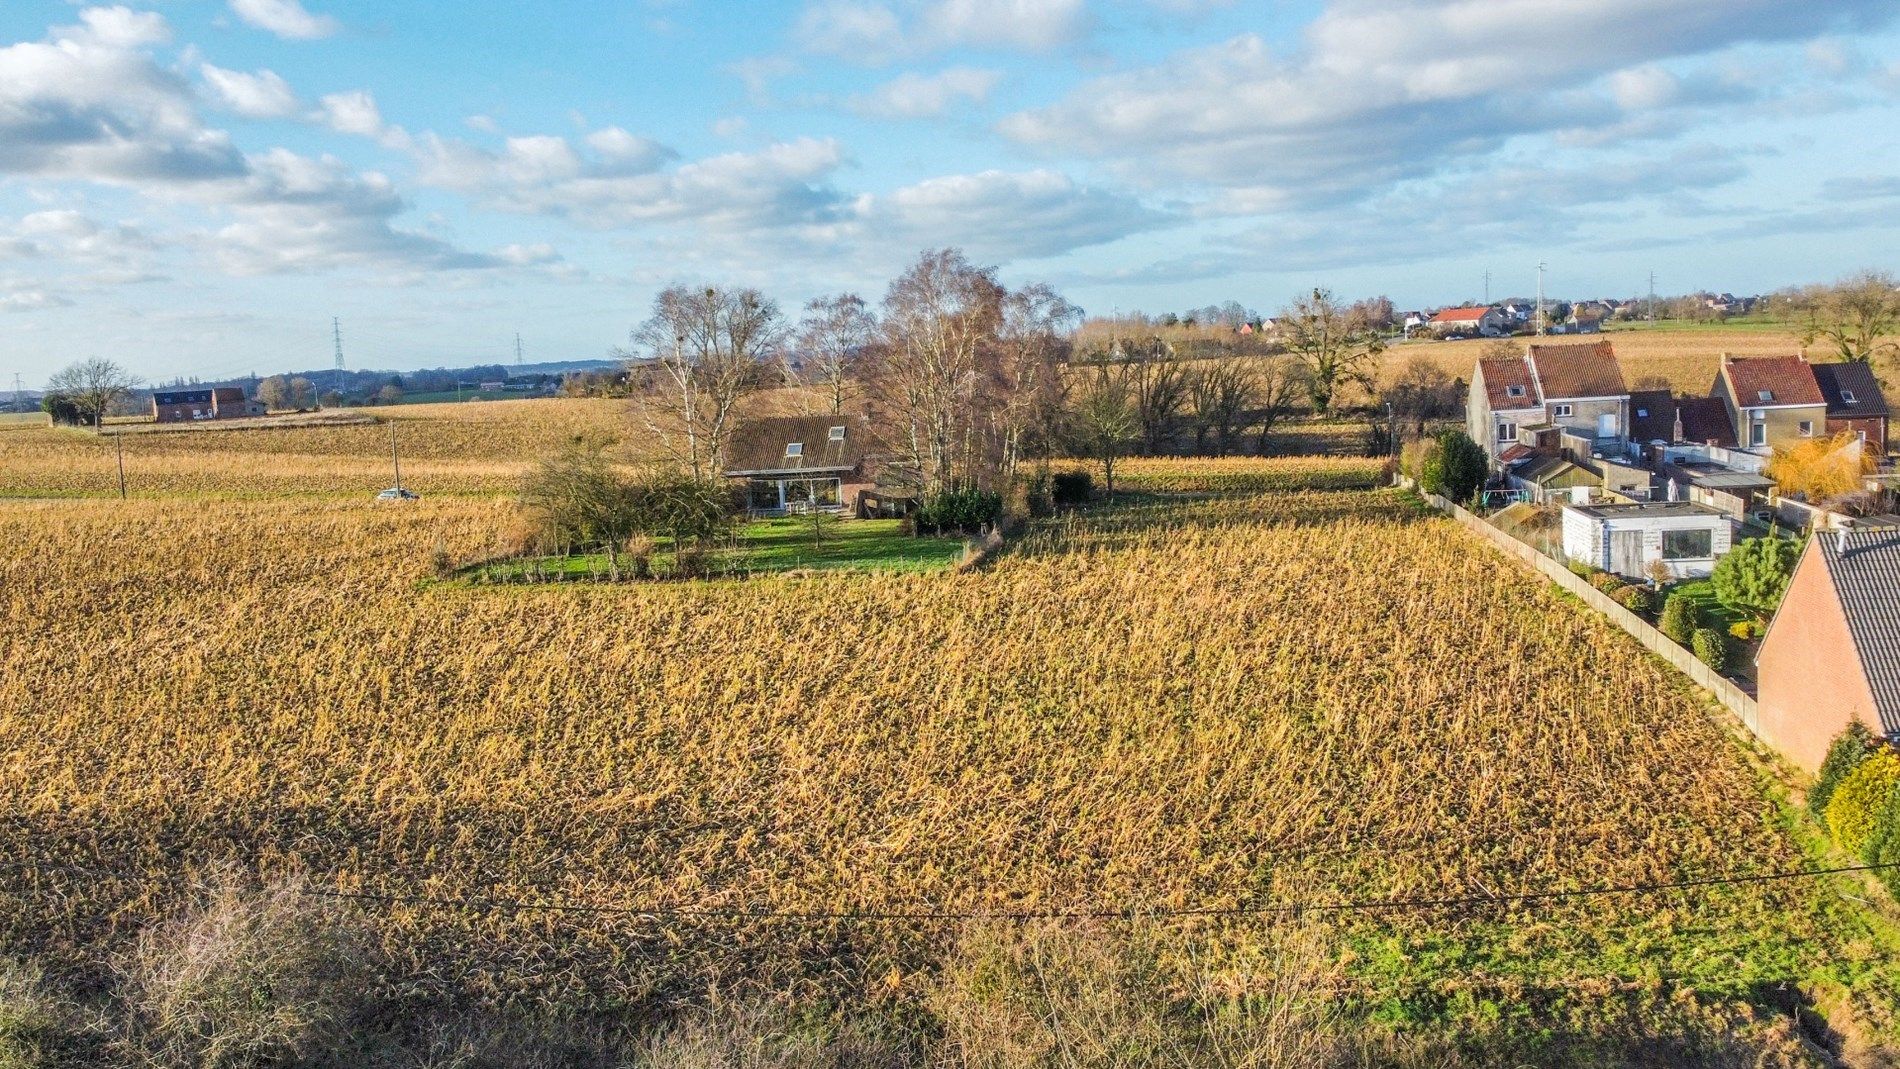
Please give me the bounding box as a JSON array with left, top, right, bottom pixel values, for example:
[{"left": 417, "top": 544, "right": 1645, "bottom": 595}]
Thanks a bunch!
[{"left": 1837, "top": 524, "right": 1850, "bottom": 555}]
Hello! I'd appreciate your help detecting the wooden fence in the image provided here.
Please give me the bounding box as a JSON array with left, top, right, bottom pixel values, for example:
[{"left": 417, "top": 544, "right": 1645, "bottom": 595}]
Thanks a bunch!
[{"left": 1409, "top": 484, "right": 1763, "bottom": 739}]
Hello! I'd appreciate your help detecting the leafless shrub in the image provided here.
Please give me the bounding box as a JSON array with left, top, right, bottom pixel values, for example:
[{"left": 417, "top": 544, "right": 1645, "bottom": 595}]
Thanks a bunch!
[{"left": 114, "top": 870, "right": 367, "bottom": 1069}]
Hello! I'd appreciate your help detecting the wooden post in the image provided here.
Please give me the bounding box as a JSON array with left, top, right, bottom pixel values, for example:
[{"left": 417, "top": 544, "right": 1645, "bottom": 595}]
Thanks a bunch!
[{"left": 115, "top": 433, "right": 126, "bottom": 500}]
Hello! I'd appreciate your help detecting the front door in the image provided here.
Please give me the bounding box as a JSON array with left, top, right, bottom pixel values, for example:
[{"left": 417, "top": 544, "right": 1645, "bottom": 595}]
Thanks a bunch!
[{"left": 1609, "top": 530, "right": 1644, "bottom": 577}]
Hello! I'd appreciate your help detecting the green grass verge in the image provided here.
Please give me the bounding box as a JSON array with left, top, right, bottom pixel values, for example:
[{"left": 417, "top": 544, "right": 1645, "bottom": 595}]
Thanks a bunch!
[{"left": 469, "top": 517, "right": 967, "bottom": 581}]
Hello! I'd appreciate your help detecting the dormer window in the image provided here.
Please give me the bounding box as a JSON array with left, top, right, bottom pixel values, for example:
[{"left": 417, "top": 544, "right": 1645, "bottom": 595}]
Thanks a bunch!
[
  {"left": 1757, "top": 389, "right": 1773, "bottom": 403},
  {"left": 1505, "top": 384, "right": 1526, "bottom": 398},
  {"left": 828, "top": 425, "right": 846, "bottom": 441},
  {"left": 1841, "top": 389, "right": 1858, "bottom": 404},
  {"left": 785, "top": 442, "right": 803, "bottom": 458}
]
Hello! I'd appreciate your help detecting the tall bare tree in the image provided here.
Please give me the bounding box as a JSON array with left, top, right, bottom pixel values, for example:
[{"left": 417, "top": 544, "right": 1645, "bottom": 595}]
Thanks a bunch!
[
  {"left": 45, "top": 357, "right": 139, "bottom": 429},
  {"left": 623, "top": 285, "right": 783, "bottom": 481},
  {"left": 793, "top": 293, "right": 874, "bottom": 416},
  {"left": 994, "top": 282, "right": 1080, "bottom": 476},
  {"left": 1380, "top": 354, "right": 1463, "bottom": 441},
  {"left": 866, "top": 249, "right": 1004, "bottom": 494},
  {"left": 1253, "top": 355, "right": 1303, "bottom": 455},
  {"left": 1127, "top": 338, "right": 1188, "bottom": 455},
  {"left": 1798, "top": 270, "right": 1900, "bottom": 364},
  {"left": 1068, "top": 359, "right": 1138, "bottom": 499},
  {"left": 1278, "top": 288, "right": 1384, "bottom": 413},
  {"left": 1188, "top": 358, "right": 1262, "bottom": 456}
]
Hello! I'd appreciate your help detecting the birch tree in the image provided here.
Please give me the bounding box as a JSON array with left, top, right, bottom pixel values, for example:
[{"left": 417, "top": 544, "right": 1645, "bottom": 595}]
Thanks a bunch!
[{"left": 624, "top": 285, "right": 783, "bottom": 481}]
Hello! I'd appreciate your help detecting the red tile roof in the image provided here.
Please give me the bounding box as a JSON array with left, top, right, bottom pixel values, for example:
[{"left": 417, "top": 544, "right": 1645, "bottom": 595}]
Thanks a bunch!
[
  {"left": 1479, "top": 357, "right": 1538, "bottom": 410},
  {"left": 1528, "top": 340, "right": 1627, "bottom": 399},
  {"left": 1497, "top": 443, "right": 1534, "bottom": 464},
  {"left": 1722, "top": 355, "right": 1824, "bottom": 408},
  {"left": 1430, "top": 307, "right": 1489, "bottom": 323},
  {"left": 1674, "top": 396, "right": 1735, "bottom": 446}
]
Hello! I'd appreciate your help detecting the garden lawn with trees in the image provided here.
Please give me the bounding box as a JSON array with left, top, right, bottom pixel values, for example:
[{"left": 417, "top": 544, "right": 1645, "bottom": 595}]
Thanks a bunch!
[{"left": 466, "top": 516, "right": 966, "bottom": 582}]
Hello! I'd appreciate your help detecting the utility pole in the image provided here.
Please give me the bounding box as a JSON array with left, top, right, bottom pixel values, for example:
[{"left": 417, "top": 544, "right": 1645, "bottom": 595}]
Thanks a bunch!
[
  {"left": 1483, "top": 269, "right": 1491, "bottom": 306},
  {"left": 1534, "top": 262, "right": 1547, "bottom": 336},
  {"left": 115, "top": 432, "right": 126, "bottom": 500},
  {"left": 1647, "top": 271, "right": 1657, "bottom": 327},
  {"left": 11, "top": 373, "right": 22, "bottom": 413},
  {"left": 515, "top": 332, "right": 524, "bottom": 367},
  {"left": 389, "top": 422, "right": 403, "bottom": 493},
  {"left": 331, "top": 317, "right": 345, "bottom": 406}
]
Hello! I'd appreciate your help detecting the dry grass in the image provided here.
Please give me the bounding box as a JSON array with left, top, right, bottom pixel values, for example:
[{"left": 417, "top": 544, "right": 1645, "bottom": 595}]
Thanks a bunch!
[{"left": 2, "top": 466, "right": 1892, "bottom": 1042}]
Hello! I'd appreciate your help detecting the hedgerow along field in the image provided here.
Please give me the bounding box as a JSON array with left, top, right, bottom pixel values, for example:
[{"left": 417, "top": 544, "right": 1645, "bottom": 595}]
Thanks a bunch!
[{"left": 4, "top": 444, "right": 1899, "bottom": 1064}]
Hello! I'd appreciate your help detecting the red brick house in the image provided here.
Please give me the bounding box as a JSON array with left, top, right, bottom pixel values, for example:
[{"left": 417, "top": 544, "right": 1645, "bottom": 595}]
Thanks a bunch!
[
  {"left": 151, "top": 387, "right": 266, "bottom": 423},
  {"left": 724, "top": 414, "right": 885, "bottom": 515},
  {"left": 1812, "top": 361, "right": 1889, "bottom": 456},
  {"left": 1757, "top": 528, "right": 1900, "bottom": 770}
]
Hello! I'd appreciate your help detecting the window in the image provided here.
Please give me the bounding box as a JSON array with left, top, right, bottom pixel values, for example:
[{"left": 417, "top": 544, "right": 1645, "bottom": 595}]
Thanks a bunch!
[
  {"left": 785, "top": 442, "right": 803, "bottom": 457},
  {"left": 1757, "top": 390, "right": 1774, "bottom": 403},
  {"left": 828, "top": 425, "right": 846, "bottom": 441},
  {"left": 1506, "top": 385, "right": 1526, "bottom": 399},
  {"left": 1553, "top": 404, "right": 1573, "bottom": 418},
  {"left": 1799, "top": 420, "right": 1814, "bottom": 437},
  {"left": 1635, "top": 407, "right": 1649, "bottom": 419},
  {"left": 1496, "top": 422, "right": 1516, "bottom": 443},
  {"left": 1751, "top": 420, "right": 1766, "bottom": 447},
  {"left": 1662, "top": 528, "right": 1713, "bottom": 560},
  {"left": 1841, "top": 389, "right": 1858, "bottom": 404}
]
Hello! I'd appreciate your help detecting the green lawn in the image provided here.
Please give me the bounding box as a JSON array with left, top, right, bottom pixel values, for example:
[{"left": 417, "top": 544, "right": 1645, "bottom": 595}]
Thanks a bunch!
[
  {"left": 1600, "top": 315, "right": 1800, "bottom": 333},
  {"left": 1664, "top": 577, "right": 1749, "bottom": 631},
  {"left": 470, "top": 517, "right": 967, "bottom": 582}
]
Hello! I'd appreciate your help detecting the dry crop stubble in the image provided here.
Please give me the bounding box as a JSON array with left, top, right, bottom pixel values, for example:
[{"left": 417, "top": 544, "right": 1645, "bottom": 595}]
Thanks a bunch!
[{"left": 2, "top": 465, "right": 1880, "bottom": 1030}]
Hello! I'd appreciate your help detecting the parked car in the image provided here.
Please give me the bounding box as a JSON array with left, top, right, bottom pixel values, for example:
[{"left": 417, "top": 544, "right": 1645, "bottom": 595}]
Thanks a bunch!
[{"left": 376, "top": 487, "right": 419, "bottom": 501}]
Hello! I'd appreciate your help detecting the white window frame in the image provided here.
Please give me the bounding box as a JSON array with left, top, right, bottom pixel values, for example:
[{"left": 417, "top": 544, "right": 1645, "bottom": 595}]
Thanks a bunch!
[
  {"left": 1553, "top": 403, "right": 1573, "bottom": 418},
  {"left": 1841, "top": 389, "right": 1858, "bottom": 404},
  {"left": 1496, "top": 421, "right": 1516, "bottom": 443},
  {"left": 1757, "top": 390, "right": 1774, "bottom": 403},
  {"left": 1750, "top": 419, "right": 1767, "bottom": 447},
  {"left": 1661, "top": 528, "right": 1714, "bottom": 561},
  {"left": 785, "top": 442, "right": 803, "bottom": 458},
  {"left": 1798, "top": 420, "right": 1814, "bottom": 437},
  {"left": 828, "top": 425, "right": 846, "bottom": 442},
  {"left": 1505, "top": 385, "right": 1526, "bottom": 399}
]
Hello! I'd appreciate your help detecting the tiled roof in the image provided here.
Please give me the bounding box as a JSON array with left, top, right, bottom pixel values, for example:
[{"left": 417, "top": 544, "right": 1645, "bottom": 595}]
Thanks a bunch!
[
  {"left": 1813, "top": 361, "right": 1890, "bottom": 418},
  {"left": 1674, "top": 396, "right": 1735, "bottom": 446},
  {"left": 1819, "top": 529, "right": 1900, "bottom": 734},
  {"left": 724, "top": 414, "right": 879, "bottom": 475},
  {"left": 1628, "top": 389, "right": 1675, "bottom": 443},
  {"left": 1497, "top": 443, "right": 1534, "bottom": 463},
  {"left": 1479, "top": 357, "right": 1538, "bottom": 410},
  {"left": 1722, "top": 355, "right": 1824, "bottom": 407},
  {"left": 1431, "top": 307, "right": 1490, "bottom": 323},
  {"left": 1528, "top": 340, "right": 1627, "bottom": 399}
]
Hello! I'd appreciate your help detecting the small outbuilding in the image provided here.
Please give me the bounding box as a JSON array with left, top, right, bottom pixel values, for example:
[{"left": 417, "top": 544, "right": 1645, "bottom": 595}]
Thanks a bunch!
[
  {"left": 1560, "top": 501, "right": 1732, "bottom": 580},
  {"left": 724, "top": 414, "right": 884, "bottom": 516},
  {"left": 1757, "top": 528, "right": 1900, "bottom": 770}
]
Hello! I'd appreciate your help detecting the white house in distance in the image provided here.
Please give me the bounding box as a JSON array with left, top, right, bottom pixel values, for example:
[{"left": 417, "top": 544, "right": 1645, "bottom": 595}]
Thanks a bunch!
[{"left": 1561, "top": 501, "right": 1733, "bottom": 580}]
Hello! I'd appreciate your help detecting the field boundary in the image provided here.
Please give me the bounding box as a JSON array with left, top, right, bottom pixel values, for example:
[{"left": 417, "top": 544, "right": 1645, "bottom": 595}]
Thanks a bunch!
[{"left": 1408, "top": 483, "right": 1762, "bottom": 740}]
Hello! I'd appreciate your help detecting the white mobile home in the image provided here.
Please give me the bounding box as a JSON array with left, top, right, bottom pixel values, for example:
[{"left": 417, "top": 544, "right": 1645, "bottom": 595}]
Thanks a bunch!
[{"left": 1561, "top": 502, "right": 1733, "bottom": 580}]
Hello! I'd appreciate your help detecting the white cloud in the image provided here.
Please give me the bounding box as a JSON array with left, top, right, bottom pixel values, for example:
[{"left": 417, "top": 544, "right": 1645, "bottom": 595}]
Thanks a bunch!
[
  {"left": 1, "top": 287, "right": 72, "bottom": 312},
  {"left": 849, "top": 67, "right": 1000, "bottom": 119},
  {"left": 1000, "top": 0, "right": 1898, "bottom": 212},
  {"left": 315, "top": 90, "right": 383, "bottom": 136},
  {"left": 228, "top": 0, "right": 339, "bottom": 40},
  {"left": 200, "top": 64, "right": 302, "bottom": 119},
  {"left": 65, "top": 6, "right": 171, "bottom": 48},
  {"left": 795, "top": 0, "right": 1084, "bottom": 62},
  {"left": 866, "top": 168, "right": 1164, "bottom": 259}
]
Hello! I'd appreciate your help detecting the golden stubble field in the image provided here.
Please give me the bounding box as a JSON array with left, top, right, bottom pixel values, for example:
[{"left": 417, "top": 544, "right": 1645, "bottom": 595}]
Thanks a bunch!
[{"left": 3, "top": 456, "right": 1894, "bottom": 1037}]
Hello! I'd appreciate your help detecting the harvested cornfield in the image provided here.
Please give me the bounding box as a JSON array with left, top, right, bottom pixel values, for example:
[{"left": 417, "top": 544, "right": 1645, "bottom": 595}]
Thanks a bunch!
[{"left": 3, "top": 463, "right": 1896, "bottom": 1057}]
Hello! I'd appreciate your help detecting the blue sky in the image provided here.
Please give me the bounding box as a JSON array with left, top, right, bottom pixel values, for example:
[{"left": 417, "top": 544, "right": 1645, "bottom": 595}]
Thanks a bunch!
[{"left": 3, "top": 0, "right": 1899, "bottom": 383}]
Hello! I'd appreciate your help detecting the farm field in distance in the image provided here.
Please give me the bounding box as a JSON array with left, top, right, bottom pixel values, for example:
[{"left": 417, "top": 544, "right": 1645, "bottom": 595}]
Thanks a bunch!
[{"left": 5, "top": 403, "right": 1900, "bottom": 1066}]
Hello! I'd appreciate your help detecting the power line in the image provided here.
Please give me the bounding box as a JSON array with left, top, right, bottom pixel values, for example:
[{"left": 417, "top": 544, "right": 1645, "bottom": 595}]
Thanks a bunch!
[
  {"left": 515, "top": 332, "right": 524, "bottom": 367},
  {"left": 2, "top": 856, "right": 1893, "bottom": 924},
  {"left": 332, "top": 317, "right": 346, "bottom": 402}
]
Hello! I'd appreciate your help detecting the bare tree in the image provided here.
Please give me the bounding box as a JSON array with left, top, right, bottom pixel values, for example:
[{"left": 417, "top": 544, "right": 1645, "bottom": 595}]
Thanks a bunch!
[
  {"left": 1068, "top": 359, "right": 1138, "bottom": 500},
  {"left": 1124, "top": 339, "right": 1188, "bottom": 455},
  {"left": 623, "top": 285, "right": 783, "bottom": 481},
  {"left": 1253, "top": 354, "right": 1303, "bottom": 454},
  {"left": 1188, "top": 358, "right": 1261, "bottom": 456},
  {"left": 1278, "top": 288, "right": 1384, "bottom": 413},
  {"left": 1381, "top": 354, "right": 1463, "bottom": 441},
  {"left": 1798, "top": 269, "right": 1900, "bottom": 364},
  {"left": 793, "top": 293, "right": 874, "bottom": 416},
  {"left": 993, "top": 282, "right": 1080, "bottom": 477},
  {"left": 866, "top": 249, "right": 1004, "bottom": 494},
  {"left": 45, "top": 357, "right": 139, "bottom": 429}
]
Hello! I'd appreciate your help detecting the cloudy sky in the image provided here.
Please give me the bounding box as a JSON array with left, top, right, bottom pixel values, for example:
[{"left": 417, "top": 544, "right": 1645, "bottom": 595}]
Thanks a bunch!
[{"left": 4, "top": 0, "right": 1899, "bottom": 383}]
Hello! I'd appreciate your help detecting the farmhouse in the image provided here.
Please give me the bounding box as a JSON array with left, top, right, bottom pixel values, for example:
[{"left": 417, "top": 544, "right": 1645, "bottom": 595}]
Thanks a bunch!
[
  {"left": 1427, "top": 306, "right": 1505, "bottom": 336},
  {"left": 1713, "top": 355, "right": 1826, "bottom": 452},
  {"left": 724, "top": 414, "right": 881, "bottom": 515},
  {"left": 1757, "top": 528, "right": 1900, "bottom": 770},
  {"left": 1561, "top": 501, "right": 1732, "bottom": 580},
  {"left": 1467, "top": 341, "right": 1631, "bottom": 467},
  {"left": 1813, "top": 361, "right": 1890, "bottom": 455},
  {"left": 151, "top": 387, "right": 266, "bottom": 423}
]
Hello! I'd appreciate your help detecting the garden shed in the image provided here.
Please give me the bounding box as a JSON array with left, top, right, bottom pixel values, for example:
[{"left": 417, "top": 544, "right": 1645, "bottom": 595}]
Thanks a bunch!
[{"left": 1561, "top": 501, "right": 1733, "bottom": 580}]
